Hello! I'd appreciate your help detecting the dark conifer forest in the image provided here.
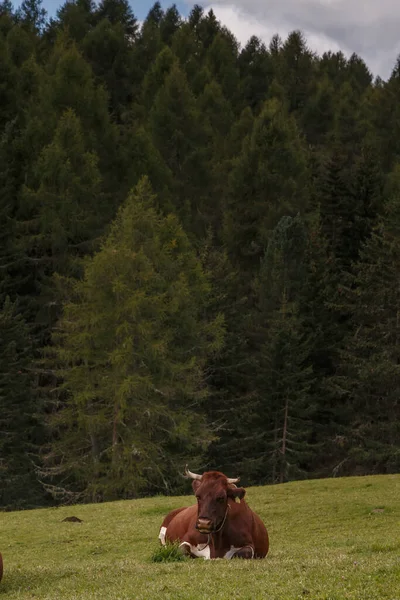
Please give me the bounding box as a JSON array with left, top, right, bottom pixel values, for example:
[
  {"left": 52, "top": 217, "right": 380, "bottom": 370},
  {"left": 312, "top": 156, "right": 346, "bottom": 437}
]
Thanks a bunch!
[{"left": 1, "top": 0, "right": 400, "bottom": 510}]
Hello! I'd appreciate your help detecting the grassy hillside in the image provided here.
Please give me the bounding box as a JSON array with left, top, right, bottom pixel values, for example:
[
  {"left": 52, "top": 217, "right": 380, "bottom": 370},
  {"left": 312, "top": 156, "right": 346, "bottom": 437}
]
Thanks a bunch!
[{"left": 0, "top": 475, "right": 399, "bottom": 599}]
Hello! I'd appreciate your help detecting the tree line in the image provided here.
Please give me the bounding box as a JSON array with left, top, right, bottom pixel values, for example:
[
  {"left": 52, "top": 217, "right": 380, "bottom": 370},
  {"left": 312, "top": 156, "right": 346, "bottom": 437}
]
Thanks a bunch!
[{"left": 1, "top": 0, "right": 399, "bottom": 510}]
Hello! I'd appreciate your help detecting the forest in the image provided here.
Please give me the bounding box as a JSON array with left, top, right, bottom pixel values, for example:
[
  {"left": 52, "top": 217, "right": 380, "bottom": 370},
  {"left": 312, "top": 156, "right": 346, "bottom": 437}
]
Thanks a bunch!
[{"left": 1, "top": 0, "right": 399, "bottom": 510}]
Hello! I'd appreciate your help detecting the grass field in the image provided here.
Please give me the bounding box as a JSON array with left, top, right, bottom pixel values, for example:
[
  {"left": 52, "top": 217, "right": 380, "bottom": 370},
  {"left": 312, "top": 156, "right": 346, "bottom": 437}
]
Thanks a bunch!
[{"left": 0, "top": 474, "right": 399, "bottom": 599}]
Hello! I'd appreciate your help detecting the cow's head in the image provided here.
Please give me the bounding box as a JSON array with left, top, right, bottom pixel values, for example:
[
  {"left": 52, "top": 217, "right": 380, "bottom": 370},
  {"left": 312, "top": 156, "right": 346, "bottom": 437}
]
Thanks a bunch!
[{"left": 185, "top": 466, "right": 246, "bottom": 534}]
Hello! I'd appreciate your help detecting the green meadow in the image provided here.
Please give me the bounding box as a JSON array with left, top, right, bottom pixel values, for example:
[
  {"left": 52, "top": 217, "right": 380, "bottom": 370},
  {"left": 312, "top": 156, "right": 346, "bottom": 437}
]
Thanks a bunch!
[{"left": 0, "top": 475, "right": 399, "bottom": 600}]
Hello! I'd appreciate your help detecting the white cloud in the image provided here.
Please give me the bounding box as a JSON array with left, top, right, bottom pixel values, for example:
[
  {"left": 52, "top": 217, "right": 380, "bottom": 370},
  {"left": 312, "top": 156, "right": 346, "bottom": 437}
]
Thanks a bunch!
[{"left": 190, "top": 1, "right": 400, "bottom": 79}]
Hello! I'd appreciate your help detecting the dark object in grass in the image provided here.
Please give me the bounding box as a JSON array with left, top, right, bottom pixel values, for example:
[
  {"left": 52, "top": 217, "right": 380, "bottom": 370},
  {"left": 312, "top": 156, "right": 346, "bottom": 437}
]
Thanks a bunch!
[
  {"left": 151, "top": 541, "right": 189, "bottom": 563},
  {"left": 62, "top": 516, "right": 83, "bottom": 523},
  {"left": 0, "top": 552, "right": 3, "bottom": 582}
]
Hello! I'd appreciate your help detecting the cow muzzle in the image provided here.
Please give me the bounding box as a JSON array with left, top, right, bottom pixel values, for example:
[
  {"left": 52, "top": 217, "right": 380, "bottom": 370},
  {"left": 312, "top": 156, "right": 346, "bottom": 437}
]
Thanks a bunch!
[{"left": 196, "top": 517, "right": 213, "bottom": 533}]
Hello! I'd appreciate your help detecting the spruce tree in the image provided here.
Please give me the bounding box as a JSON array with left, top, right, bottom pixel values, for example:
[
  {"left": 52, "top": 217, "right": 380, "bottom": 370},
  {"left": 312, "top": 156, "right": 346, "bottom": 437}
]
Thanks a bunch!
[
  {"left": 141, "top": 46, "right": 176, "bottom": 111},
  {"left": 17, "top": 0, "right": 47, "bottom": 33},
  {"left": 205, "top": 30, "right": 240, "bottom": 106},
  {"left": 224, "top": 97, "right": 310, "bottom": 273},
  {"left": 238, "top": 36, "right": 273, "bottom": 113},
  {"left": 82, "top": 17, "right": 136, "bottom": 118},
  {"left": 160, "top": 4, "right": 181, "bottom": 45},
  {"left": 55, "top": 0, "right": 96, "bottom": 44},
  {"left": 0, "top": 297, "right": 44, "bottom": 508},
  {"left": 96, "top": 0, "right": 137, "bottom": 37},
  {"left": 333, "top": 169, "right": 400, "bottom": 474},
  {"left": 150, "top": 63, "right": 212, "bottom": 236},
  {"left": 255, "top": 215, "right": 315, "bottom": 484},
  {"left": 301, "top": 75, "right": 335, "bottom": 146},
  {"left": 279, "top": 30, "right": 316, "bottom": 114}
]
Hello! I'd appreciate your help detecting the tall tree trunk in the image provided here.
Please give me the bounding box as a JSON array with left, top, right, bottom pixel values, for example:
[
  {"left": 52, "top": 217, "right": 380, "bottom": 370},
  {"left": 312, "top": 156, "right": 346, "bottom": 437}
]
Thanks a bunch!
[{"left": 280, "top": 398, "right": 289, "bottom": 484}]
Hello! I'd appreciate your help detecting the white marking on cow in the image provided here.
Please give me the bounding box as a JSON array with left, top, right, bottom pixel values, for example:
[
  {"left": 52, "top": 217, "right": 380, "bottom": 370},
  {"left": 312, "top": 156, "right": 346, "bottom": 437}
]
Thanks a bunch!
[
  {"left": 224, "top": 546, "right": 241, "bottom": 559},
  {"left": 158, "top": 526, "right": 167, "bottom": 546},
  {"left": 179, "top": 541, "right": 211, "bottom": 559},
  {"left": 224, "top": 545, "right": 255, "bottom": 559}
]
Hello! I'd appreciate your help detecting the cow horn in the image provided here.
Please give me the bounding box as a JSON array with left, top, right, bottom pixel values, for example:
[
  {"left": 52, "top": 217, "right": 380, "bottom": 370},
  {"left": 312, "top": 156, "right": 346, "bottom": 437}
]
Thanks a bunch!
[
  {"left": 227, "top": 477, "right": 240, "bottom": 484},
  {"left": 184, "top": 465, "right": 202, "bottom": 480}
]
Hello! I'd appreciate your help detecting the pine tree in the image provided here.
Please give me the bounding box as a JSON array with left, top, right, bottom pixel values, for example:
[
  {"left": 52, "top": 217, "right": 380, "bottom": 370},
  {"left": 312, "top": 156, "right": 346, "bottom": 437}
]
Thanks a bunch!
[
  {"left": 0, "top": 0, "right": 13, "bottom": 17},
  {"left": 170, "top": 21, "right": 201, "bottom": 87},
  {"left": 279, "top": 30, "right": 316, "bottom": 114},
  {"left": 301, "top": 75, "right": 335, "bottom": 146},
  {"left": 96, "top": 0, "right": 137, "bottom": 37},
  {"left": 82, "top": 17, "right": 136, "bottom": 118},
  {"left": 346, "top": 53, "right": 372, "bottom": 95},
  {"left": 150, "top": 63, "right": 212, "bottom": 236},
  {"left": 255, "top": 216, "right": 315, "bottom": 484},
  {"left": 319, "top": 51, "right": 347, "bottom": 86},
  {"left": 332, "top": 170, "right": 400, "bottom": 474},
  {"left": 141, "top": 46, "right": 176, "bottom": 111},
  {"left": 238, "top": 36, "right": 273, "bottom": 113},
  {"left": 0, "top": 35, "right": 16, "bottom": 130},
  {"left": 0, "top": 296, "right": 44, "bottom": 509},
  {"left": 45, "top": 177, "right": 224, "bottom": 501},
  {"left": 17, "top": 0, "right": 47, "bottom": 33},
  {"left": 224, "top": 98, "right": 310, "bottom": 273},
  {"left": 55, "top": 0, "right": 96, "bottom": 44},
  {"left": 205, "top": 30, "right": 240, "bottom": 106},
  {"left": 160, "top": 4, "right": 181, "bottom": 45},
  {"left": 132, "top": 4, "right": 163, "bottom": 86},
  {"left": 18, "top": 108, "right": 103, "bottom": 337},
  {"left": 317, "top": 147, "right": 354, "bottom": 269}
]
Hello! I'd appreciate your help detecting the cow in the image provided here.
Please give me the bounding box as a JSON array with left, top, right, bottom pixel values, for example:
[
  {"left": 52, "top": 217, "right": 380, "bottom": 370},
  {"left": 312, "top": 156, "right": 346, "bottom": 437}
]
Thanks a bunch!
[{"left": 158, "top": 466, "right": 269, "bottom": 559}]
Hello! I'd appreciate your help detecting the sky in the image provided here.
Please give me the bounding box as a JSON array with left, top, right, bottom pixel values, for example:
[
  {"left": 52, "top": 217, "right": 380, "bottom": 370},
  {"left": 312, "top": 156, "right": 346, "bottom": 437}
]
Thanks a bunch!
[{"left": 16, "top": 0, "right": 400, "bottom": 80}]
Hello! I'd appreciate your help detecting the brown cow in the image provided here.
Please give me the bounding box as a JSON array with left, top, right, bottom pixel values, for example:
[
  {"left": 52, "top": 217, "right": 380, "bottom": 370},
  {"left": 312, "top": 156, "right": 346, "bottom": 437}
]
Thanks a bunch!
[{"left": 158, "top": 467, "right": 269, "bottom": 559}]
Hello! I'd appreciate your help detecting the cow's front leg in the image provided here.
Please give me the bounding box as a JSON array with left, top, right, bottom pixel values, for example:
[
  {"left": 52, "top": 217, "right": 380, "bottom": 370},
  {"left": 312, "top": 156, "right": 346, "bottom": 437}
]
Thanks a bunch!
[
  {"left": 179, "top": 540, "right": 211, "bottom": 559},
  {"left": 232, "top": 545, "right": 255, "bottom": 559},
  {"left": 179, "top": 542, "right": 196, "bottom": 558}
]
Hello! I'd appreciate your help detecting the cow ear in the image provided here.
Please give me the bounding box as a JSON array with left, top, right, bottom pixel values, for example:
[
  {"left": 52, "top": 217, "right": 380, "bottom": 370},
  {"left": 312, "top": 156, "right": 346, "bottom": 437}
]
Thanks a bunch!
[
  {"left": 192, "top": 480, "right": 201, "bottom": 493},
  {"left": 227, "top": 486, "right": 246, "bottom": 501}
]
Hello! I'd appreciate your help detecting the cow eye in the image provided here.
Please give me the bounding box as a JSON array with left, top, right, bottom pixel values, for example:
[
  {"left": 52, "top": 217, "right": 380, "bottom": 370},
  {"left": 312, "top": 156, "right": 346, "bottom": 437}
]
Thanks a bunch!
[{"left": 217, "top": 496, "right": 225, "bottom": 502}]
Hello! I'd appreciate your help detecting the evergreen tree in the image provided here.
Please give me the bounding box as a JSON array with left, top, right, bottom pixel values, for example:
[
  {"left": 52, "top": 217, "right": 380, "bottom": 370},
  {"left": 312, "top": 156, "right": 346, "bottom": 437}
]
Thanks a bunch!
[
  {"left": 170, "top": 21, "right": 201, "bottom": 87},
  {"left": 150, "top": 63, "right": 212, "bottom": 236},
  {"left": 205, "top": 30, "right": 240, "bottom": 106},
  {"left": 160, "top": 4, "right": 181, "bottom": 45},
  {"left": 18, "top": 109, "right": 103, "bottom": 336},
  {"left": 332, "top": 170, "right": 400, "bottom": 474},
  {"left": 224, "top": 98, "right": 310, "bottom": 272},
  {"left": 141, "top": 46, "right": 176, "bottom": 111},
  {"left": 17, "top": 0, "right": 47, "bottom": 33},
  {"left": 82, "top": 17, "right": 136, "bottom": 118},
  {"left": 45, "top": 178, "right": 224, "bottom": 501},
  {"left": 238, "top": 36, "right": 273, "bottom": 113},
  {"left": 346, "top": 53, "right": 372, "bottom": 95},
  {"left": 319, "top": 50, "right": 348, "bottom": 89},
  {"left": 0, "top": 296, "right": 44, "bottom": 508},
  {"left": 302, "top": 75, "right": 335, "bottom": 146},
  {"left": 132, "top": 3, "right": 163, "bottom": 85},
  {"left": 279, "top": 30, "right": 316, "bottom": 114},
  {"left": 0, "top": 35, "right": 16, "bottom": 130},
  {"left": 317, "top": 147, "right": 354, "bottom": 268},
  {"left": 96, "top": 0, "right": 137, "bottom": 37},
  {"left": 255, "top": 215, "right": 315, "bottom": 484},
  {"left": 55, "top": 0, "right": 96, "bottom": 44}
]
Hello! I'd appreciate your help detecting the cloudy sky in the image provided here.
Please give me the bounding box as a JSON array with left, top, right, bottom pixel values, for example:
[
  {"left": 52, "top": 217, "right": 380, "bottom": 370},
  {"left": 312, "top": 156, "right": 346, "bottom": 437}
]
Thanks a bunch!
[
  {"left": 16, "top": 0, "right": 399, "bottom": 79},
  {"left": 198, "top": 0, "right": 399, "bottom": 79}
]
